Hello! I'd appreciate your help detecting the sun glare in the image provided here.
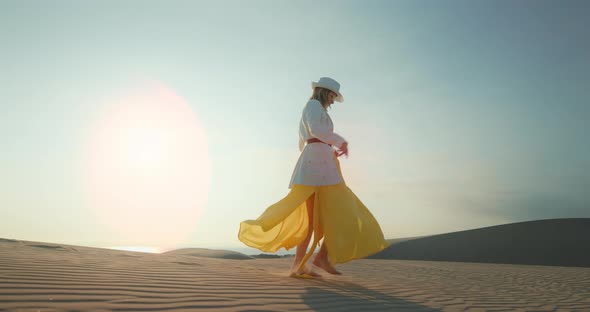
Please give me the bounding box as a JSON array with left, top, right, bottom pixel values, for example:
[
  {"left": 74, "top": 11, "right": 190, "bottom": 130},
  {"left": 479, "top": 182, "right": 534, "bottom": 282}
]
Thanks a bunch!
[
  {"left": 107, "top": 246, "right": 163, "bottom": 253},
  {"left": 118, "top": 123, "right": 171, "bottom": 173},
  {"left": 83, "top": 82, "right": 211, "bottom": 249}
]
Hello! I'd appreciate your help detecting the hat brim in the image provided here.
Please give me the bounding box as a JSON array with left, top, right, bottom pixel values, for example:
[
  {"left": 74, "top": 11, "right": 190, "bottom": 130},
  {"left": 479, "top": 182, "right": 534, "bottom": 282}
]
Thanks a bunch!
[{"left": 311, "top": 82, "right": 344, "bottom": 103}]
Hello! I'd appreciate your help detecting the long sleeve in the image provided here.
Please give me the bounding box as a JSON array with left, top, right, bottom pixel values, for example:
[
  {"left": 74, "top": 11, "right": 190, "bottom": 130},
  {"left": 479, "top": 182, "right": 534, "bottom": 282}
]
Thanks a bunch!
[
  {"left": 298, "top": 133, "right": 305, "bottom": 152},
  {"left": 304, "top": 100, "right": 346, "bottom": 148}
]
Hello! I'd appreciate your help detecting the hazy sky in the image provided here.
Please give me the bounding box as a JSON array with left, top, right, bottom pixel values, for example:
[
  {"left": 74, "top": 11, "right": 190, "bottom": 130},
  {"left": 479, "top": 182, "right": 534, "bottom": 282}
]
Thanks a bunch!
[{"left": 1, "top": 0, "right": 589, "bottom": 252}]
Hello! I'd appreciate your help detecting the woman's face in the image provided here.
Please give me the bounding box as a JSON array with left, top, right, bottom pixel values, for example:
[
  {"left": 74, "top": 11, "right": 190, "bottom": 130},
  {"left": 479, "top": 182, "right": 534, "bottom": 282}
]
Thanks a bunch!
[{"left": 327, "top": 91, "right": 337, "bottom": 105}]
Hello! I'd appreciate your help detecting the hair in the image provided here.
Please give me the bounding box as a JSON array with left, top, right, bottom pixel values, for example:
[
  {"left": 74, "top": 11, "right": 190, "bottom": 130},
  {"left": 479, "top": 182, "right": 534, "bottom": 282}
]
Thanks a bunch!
[{"left": 309, "top": 87, "right": 334, "bottom": 107}]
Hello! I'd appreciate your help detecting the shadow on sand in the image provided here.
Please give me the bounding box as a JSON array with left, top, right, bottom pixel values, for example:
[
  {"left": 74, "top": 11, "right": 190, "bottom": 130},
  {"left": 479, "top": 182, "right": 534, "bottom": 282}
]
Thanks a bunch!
[{"left": 301, "top": 278, "right": 438, "bottom": 311}]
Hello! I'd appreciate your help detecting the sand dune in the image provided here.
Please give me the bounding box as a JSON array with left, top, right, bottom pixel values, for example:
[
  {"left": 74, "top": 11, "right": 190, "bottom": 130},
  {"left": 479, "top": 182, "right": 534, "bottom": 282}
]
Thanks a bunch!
[
  {"left": 371, "top": 218, "right": 590, "bottom": 267},
  {"left": 163, "top": 248, "right": 253, "bottom": 260},
  {"left": 2, "top": 235, "right": 590, "bottom": 311},
  {"left": 163, "top": 249, "right": 292, "bottom": 260}
]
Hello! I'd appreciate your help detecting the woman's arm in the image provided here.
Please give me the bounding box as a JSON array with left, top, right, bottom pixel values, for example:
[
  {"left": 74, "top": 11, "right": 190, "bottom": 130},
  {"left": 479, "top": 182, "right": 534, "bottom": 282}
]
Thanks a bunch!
[{"left": 304, "top": 100, "right": 347, "bottom": 149}]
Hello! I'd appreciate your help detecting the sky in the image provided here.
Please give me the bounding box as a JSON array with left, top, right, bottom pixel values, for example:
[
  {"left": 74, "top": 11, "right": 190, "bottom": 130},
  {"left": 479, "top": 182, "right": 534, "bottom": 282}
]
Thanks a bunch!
[{"left": 1, "top": 0, "right": 589, "bottom": 253}]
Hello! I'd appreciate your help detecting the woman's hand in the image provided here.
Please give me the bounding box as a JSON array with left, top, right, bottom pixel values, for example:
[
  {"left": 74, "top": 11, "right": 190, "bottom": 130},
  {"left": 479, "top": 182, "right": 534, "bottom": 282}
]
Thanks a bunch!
[{"left": 337, "top": 142, "right": 348, "bottom": 158}]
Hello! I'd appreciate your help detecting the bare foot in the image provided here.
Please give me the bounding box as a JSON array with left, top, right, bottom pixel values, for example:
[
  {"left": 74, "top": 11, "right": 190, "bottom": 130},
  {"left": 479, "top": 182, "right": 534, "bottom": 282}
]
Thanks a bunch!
[
  {"left": 313, "top": 258, "right": 342, "bottom": 275},
  {"left": 289, "top": 265, "right": 322, "bottom": 278},
  {"left": 289, "top": 260, "right": 302, "bottom": 274}
]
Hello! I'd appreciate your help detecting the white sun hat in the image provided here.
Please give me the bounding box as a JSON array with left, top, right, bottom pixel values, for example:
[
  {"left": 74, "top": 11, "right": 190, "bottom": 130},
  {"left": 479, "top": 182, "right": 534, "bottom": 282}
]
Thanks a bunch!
[{"left": 311, "top": 77, "right": 344, "bottom": 103}]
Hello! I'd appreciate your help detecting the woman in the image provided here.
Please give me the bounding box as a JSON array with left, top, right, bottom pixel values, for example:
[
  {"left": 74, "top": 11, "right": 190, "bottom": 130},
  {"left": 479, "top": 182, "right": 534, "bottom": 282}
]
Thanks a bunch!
[{"left": 238, "top": 77, "right": 388, "bottom": 278}]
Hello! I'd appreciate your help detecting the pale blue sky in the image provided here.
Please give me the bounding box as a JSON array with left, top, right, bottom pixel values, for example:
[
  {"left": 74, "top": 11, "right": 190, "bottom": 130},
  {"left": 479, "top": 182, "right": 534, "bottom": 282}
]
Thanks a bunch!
[{"left": 1, "top": 0, "right": 589, "bottom": 252}]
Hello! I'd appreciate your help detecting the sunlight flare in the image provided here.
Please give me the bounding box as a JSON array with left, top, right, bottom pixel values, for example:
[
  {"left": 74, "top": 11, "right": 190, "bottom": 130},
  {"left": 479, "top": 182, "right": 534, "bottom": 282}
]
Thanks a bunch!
[{"left": 83, "top": 82, "right": 210, "bottom": 248}]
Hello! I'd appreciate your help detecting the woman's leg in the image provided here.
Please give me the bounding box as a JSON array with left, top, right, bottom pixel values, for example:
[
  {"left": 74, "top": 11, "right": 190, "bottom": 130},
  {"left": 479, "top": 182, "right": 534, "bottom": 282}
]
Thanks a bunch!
[
  {"left": 290, "top": 194, "right": 316, "bottom": 273},
  {"left": 313, "top": 242, "right": 342, "bottom": 275},
  {"left": 292, "top": 192, "right": 340, "bottom": 275}
]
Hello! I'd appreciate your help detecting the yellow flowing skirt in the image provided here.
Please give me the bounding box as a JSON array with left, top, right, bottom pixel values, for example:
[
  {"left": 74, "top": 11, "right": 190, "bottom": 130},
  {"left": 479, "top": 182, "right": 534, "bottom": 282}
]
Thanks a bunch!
[{"left": 238, "top": 159, "right": 389, "bottom": 266}]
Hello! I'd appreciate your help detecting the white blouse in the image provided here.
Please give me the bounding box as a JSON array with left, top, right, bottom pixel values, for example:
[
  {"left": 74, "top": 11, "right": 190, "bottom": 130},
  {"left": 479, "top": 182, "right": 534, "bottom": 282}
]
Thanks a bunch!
[{"left": 288, "top": 100, "right": 347, "bottom": 188}]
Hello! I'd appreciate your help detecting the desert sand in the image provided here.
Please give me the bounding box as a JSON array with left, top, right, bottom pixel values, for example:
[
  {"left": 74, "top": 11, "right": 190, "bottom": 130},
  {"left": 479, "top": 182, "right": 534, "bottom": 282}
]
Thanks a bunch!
[
  {"left": 2, "top": 235, "right": 590, "bottom": 311},
  {"left": 372, "top": 218, "right": 590, "bottom": 267}
]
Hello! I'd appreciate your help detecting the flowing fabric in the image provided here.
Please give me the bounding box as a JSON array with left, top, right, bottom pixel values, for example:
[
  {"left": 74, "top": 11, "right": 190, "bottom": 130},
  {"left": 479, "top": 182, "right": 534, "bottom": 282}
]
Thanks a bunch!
[{"left": 238, "top": 157, "right": 389, "bottom": 267}]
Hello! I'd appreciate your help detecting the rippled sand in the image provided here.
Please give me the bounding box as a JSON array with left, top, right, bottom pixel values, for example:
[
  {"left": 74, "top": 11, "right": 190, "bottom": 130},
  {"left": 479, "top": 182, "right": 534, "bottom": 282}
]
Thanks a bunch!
[{"left": 1, "top": 238, "right": 589, "bottom": 311}]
